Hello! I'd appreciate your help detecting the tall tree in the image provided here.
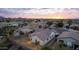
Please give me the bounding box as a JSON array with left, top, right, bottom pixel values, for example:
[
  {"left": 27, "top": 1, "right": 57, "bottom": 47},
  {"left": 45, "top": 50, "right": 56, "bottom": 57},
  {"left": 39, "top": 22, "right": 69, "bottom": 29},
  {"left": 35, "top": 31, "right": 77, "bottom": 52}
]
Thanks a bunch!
[
  {"left": 56, "top": 21, "right": 64, "bottom": 27},
  {"left": 67, "top": 20, "right": 72, "bottom": 27}
]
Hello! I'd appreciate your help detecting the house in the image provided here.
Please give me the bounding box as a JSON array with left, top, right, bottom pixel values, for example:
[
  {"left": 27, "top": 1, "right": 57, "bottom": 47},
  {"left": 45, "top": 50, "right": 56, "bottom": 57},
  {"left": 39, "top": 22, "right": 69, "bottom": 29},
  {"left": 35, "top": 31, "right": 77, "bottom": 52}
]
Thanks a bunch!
[
  {"left": 30, "top": 29, "right": 59, "bottom": 46},
  {"left": 9, "top": 23, "right": 19, "bottom": 27},
  {"left": 57, "top": 32, "right": 79, "bottom": 49},
  {"left": 49, "top": 24, "right": 56, "bottom": 28},
  {"left": 50, "top": 28, "right": 69, "bottom": 34},
  {"left": 13, "top": 26, "right": 34, "bottom": 37},
  {"left": 31, "top": 20, "right": 47, "bottom": 29},
  {"left": 19, "top": 28, "right": 33, "bottom": 34},
  {"left": 69, "top": 24, "right": 79, "bottom": 31}
]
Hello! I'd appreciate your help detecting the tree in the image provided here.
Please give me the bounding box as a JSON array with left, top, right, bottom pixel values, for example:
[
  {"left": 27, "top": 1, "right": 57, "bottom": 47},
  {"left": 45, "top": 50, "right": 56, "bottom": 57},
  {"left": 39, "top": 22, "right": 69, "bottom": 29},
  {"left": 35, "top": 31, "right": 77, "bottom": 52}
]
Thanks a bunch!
[
  {"left": 6, "top": 19, "right": 10, "bottom": 22},
  {"left": 56, "top": 22, "right": 64, "bottom": 27},
  {"left": 39, "top": 25, "right": 42, "bottom": 28},
  {"left": 19, "top": 31, "right": 24, "bottom": 35},
  {"left": 46, "top": 21, "right": 53, "bottom": 26},
  {"left": 67, "top": 20, "right": 72, "bottom": 27},
  {"left": 58, "top": 40, "right": 64, "bottom": 48},
  {"left": 2, "top": 26, "right": 15, "bottom": 40}
]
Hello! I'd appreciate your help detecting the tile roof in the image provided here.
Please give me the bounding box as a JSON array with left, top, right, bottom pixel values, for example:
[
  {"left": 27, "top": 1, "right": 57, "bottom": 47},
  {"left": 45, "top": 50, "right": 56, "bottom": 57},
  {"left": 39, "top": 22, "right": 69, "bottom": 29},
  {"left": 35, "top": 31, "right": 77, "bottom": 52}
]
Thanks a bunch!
[
  {"left": 31, "top": 29, "right": 57, "bottom": 41},
  {"left": 57, "top": 32, "right": 79, "bottom": 41}
]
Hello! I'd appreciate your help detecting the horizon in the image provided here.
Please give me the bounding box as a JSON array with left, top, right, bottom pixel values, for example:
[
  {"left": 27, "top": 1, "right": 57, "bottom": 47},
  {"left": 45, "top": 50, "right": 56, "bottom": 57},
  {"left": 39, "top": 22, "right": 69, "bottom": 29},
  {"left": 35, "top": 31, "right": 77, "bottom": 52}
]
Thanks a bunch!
[{"left": 0, "top": 8, "right": 79, "bottom": 19}]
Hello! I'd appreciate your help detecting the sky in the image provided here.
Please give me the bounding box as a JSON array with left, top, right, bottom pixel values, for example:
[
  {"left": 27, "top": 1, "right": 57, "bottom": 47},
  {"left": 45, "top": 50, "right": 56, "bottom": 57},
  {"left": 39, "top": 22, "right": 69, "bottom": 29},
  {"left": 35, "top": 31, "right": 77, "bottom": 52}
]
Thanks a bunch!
[{"left": 0, "top": 8, "right": 79, "bottom": 19}]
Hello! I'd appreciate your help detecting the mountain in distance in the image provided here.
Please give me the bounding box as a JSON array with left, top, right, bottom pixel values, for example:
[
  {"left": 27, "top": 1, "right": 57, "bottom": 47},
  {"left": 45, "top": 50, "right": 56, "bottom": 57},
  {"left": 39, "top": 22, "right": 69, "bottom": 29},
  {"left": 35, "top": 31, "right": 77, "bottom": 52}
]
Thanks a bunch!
[{"left": 0, "top": 16, "right": 79, "bottom": 21}]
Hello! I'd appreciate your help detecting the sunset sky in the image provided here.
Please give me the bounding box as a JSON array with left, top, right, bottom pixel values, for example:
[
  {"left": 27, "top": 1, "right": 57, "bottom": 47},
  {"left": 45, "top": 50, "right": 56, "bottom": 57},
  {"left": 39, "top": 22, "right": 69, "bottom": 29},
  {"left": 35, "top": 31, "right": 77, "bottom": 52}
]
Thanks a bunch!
[{"left": 0, "top": 8, "right": 79, "bottom": 19}]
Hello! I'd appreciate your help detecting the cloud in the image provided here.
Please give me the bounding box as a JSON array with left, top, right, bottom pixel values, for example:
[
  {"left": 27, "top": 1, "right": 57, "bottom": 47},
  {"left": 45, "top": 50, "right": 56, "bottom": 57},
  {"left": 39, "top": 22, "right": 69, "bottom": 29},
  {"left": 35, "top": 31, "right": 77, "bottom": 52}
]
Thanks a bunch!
[{"left": 0, "top": 8, "right": 79, "bottom": 19}]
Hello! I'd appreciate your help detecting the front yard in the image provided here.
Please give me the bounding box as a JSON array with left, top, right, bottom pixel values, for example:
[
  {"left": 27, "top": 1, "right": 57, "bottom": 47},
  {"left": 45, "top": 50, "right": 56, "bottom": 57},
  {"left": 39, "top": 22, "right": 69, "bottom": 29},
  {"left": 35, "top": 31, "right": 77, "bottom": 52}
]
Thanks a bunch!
[{"left": 12, "top": 37, "right": 42, "bottom": 50}]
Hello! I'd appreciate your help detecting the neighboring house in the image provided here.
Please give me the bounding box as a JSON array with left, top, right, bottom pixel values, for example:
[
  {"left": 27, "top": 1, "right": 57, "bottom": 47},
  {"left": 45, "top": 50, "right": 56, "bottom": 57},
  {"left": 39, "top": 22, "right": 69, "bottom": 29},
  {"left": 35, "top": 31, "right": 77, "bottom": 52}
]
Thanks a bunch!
[
  {"left": 30, "top": 29, "right": 59, "bottom": 46},
  {"left": 37, "top": 21, "right": 47, "bottom": 27},
  {"left": 13, "top": 26, "right": 34, "bottom": 37},
  {"left": 57, "top": 32, "right": 79, "bottom": 49},
  {"left": 7, "top": 22, "right": 25, "bottom": 27},
  {"left": 9, "top": 23, "right": 19, "bottom": 27},
  {"left": 49, "top": 24, "right": 56, "bottom": 28},
  {"left": 50, "top": 28, "right": 69, "bottom": 34},
  {"left": 70, "top": 23, "right": 79, "bottom": 27},
  {"left": 20, "top": 28, "right": 34, "bottom": 34},
  {"left": 68, "top": 28, "right": 79, "bottom": 32},
  {"left": 31, "top": 21, "right": 47, "bottom": 29},
  {"left": 69, "top": 24, "right": 79, "bottom": 31}
]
